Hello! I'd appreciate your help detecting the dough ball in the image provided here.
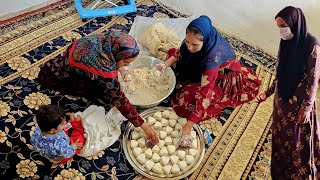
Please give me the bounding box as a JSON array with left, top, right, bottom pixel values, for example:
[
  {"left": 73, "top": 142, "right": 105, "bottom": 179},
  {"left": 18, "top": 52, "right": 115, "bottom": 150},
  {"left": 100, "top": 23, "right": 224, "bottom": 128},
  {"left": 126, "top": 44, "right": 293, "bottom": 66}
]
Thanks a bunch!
[
  {"left": 163, "top": 165, "right": 172, "bottom": 175},
  {"left": 160, "top": 156, "right": 170, "bottom": 166},
  {"left": 174, "top": 123, "right": 182, "bottom": 131},
  {"left": 164, "top": 137, "right": 172, "bottom": 145},
  {"left": 130, "top": 140, "right": 138, "bottom": 148},
  {"left": 151, "top": 153, "right": 161, "bottom": 163},
  {"left": 158, "top": 140, "right": 165, "bottom": 149},
  {"left": 177, "top": 161, "right": 188, "bottom": 171},
  {"left": 131, "top": 131, "right": 140, "bottom": 140},
  {"left": 152, "top": 163, "right": 163, "bottom": 174},
  {"left": 137, "top": 154, "right": 146, "bottom": 164},
  {"left": 190, "top": 139, "right": 197, "bottom": 149},
  {"left": 162, "top": 110, "right": 171, "bottom": 119},
  {"left": 165, "top": 126, "right": 173, "bottom": 134},
  {"left": 145, "top": 160, "right": 154, "bottom": 171},
  {"left": 178, "top": 118, "right": 188, "bottom": 126},
  {"left": 172, "top": 138, "right": 179, "bottom": 146},
  {"left": 169, "top": 111, "right": 178, "bottom": 120},
  {"left": 171, "top": 130, "right": 180, "bottom": 138},
  {"left": 145, "top": 148, "right": 153, "bottom": 159},
  {"left": 189, "top": 149, "right": 198, "bottom": 157},
  {"left": 153, "top": 111, "right": 162, "bottom": 120},
  {"left": 185, "top": 155, "right": 194, "bottom": 165},
  {"left": 147, "top": 116, "right": 156, "bottom": 125},
  {"left": 137, "top": 137, "right": 146, "bottom": 148},
  {"left": 139, "top": 130, "right": 145, "bottom": 137},
  {"left": 154, "top": 121, "right": 162, "bottom": 130},
  {"left": 152, "top": 145, "right": 160, "bottom": 153},
  {"left": 134, "top": 127, "right": 141, "bottom": 132},
  {"left": 176, "top": 150, "right": 186, "bottom": 160},
  {"left": 169, "top": 119, "right": 177, "bottom": 128},
  {"left": 133, "top": 147, "right": 142, "bottom": 157},
  {"left": 171, "top": 164, "right": 180, "bottom": 174},
  {"left": 170, "top": 155, "right": 179, "bottom": 164},
  {"left": 167, "top": 145, "right": 176, "bottom": 155},
  {"left": 159, "top": 147, "right": 168, "bottom": 156},
  {"left": 191, "top": 131, "right": 197, "bottom": 140},
  {"left": 161, "top": 118, "right": 169, "bottom": 126},
  {"left": 159, "top": 131, "right": 167, "bottom": 140}
]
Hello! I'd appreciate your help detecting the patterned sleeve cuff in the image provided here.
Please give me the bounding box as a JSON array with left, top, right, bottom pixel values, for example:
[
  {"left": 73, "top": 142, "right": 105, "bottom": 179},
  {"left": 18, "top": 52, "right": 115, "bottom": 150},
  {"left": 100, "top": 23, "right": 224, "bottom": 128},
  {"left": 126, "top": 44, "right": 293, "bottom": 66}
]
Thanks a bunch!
[{"left": 166, "top": 48, "right": 180, "bottom": 59}]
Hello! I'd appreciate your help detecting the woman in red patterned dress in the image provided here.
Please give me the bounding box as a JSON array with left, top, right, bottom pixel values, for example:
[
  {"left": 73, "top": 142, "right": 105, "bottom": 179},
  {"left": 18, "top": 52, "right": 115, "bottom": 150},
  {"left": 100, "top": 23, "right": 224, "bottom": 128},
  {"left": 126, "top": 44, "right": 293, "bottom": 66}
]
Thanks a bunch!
[
  {"left": 157, "top": 16, "right": 261, "bottom": 146},
  {"left": 38, "top": 30, "right": 159, "bottom": 146}
]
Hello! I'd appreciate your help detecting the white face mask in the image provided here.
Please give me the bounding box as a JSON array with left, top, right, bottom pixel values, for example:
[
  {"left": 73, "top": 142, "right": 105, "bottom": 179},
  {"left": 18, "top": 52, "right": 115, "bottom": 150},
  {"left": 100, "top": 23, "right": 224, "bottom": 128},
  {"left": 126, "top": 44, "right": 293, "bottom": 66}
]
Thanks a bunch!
[{"left": 280, "top": 27, "right": 294, "bottom": 40}]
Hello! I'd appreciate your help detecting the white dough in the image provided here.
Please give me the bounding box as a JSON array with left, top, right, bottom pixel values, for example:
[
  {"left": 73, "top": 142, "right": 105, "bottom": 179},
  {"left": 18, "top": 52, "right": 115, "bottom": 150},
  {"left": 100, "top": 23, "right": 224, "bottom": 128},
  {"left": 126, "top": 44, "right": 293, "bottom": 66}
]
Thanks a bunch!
[
  {"left": 163, "top": 165, "right": 172, "bottom": 175},
  {"left": 145, "top": 148, "right": 153, "bottom": 159},
  {"left": 158, "top": 140, "right": 165, "bottom": 149},
  {"left": 190, "top": 139, "right": 198, "bottom": 149},
  {"left": 176, "top": 150, "right": 186, "bottom": 160},
  {"left": 159, "top": 147, "right": 168, "bottom": 156},
  {"left": 173, "top": 138, "right": 179, "bottom": 146},
  {"left": 159, "top": 131, "right": 167, "bottom": 140},
  {"left": 134, "top": 127, "right": 141, "bottom": 132},
  {"left": 170, "top": 155, "right": 179, "bottom": 164},
  {"left": 145, "top": 160, "right": 154, "bottom": 171},
  {"left": 130, "top": 140, "right": 138, "bottom": 148},
  {"left": 152, "top": 163, "right": 163, "bottom": 174},
  {"left": 178, "top": 118, "right": 188, "bottom": 126},
  {"left": 189, "top": 149, "right": 198, "bottom": 157},
  {"left": 133, "top": 147, "right": 142, "bottom": 157},
  {"left": 139, "top": 130, "right": 145, "bottom": 137},
  {"left": 154, "top": 121, "right": 162, "bottom": 130},
  {"left": 162, "top": 110, "right": 171, "bottom": 119},
  {"left": 174, "top": 123, "right": 182, "bottom": 131},
  {"left": 147, "top": 116, "right": 156, "bottom": 125},
  {"left": 165, "top": 126, "right": 173, "bottom": 134},
  {"left": 160, "top": 156, "right": 170, "bottom": 166},
  {"left": 137, "top": 137, "right": 146, "bottom": 148},
  {"left": 185, "top": 155, "right": 194, "bottom": 165},
  {"left": 151, "top": 153, "right": 161, "bottom": 162},
  {"left": 177, "top": 161, "right": 188, "bottom": 171},
  {"left": 131, "top": 131, "right": 140, "bottom": 140},
  {"left": 167, "top": 145, "right": 176, "bottom": 155},
  {"left": 169, "top": 112, "right": 178, "bottom": 120},
  {"left": 160, "top": 118, "right": 169, "bottom": 126},
  {"left": 153, "top": 111, "right": 162, "bottom": 120},
  {"left": 137, "top": 154, "right": 146, "bottom": 164},
  {"left": 152, "top": 145, "right": 160, "bottom": 153},
  {"left": 191, "top": 131, "right": 197, "bottom": 140},
  {"left": 164, "top": 136, "right": 172, "bottom": 145},
  {"left": 171, "top": 164, "right": 180, "bottom": 174},
  {"left": 169, "top": 119, "right": 177, "bottom": 128},
  {"left": 171, "top": 130, "right": 180, "bottom": 138}
]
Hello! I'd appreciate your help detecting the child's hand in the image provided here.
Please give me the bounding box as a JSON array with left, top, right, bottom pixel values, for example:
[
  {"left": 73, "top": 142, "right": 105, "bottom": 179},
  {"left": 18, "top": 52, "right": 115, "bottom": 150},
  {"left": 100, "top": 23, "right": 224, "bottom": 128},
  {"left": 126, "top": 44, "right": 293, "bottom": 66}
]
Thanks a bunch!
[
  {"left": 72, "top": 139, "right": 83, "bottom": 150},
  {"left": 69, "top": 113, "right": 82, "bottom": 122}
]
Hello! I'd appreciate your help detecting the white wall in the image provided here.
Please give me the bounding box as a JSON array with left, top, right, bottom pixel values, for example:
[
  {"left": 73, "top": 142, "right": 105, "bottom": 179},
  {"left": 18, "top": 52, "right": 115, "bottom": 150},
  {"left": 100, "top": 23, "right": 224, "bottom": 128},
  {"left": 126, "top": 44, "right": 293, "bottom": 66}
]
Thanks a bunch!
[
  {"left": 158, "top": 0, "right": 320, "bottom": 56},
  {"left": 0, "top": 0, "right": 60, "bottom": 21}
]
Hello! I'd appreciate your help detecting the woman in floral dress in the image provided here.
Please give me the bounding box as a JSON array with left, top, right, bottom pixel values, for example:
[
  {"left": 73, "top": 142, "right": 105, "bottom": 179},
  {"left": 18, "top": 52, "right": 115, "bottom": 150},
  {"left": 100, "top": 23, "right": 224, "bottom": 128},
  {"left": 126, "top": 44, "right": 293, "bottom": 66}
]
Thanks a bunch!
[
  {"left": 157, "top": 15, "right": 261, "bottom": 146},
  {"left": 38, "top": 30, "right": 159, "bottom": 146},
  {"left": 256, "top": 6, "right": 320, "bottom": 179}
]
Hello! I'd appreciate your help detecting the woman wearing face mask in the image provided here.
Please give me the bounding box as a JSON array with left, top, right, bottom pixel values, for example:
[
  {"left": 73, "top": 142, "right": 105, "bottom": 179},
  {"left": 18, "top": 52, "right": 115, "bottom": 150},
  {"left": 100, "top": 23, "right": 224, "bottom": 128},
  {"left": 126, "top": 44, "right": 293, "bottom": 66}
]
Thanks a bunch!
[
  {"left": 157, "top": 16, "right": 261, "bottom": 147},
  {"left": 256, "top": 6, "right": 320, "bottom": 178},
  {"left": 38, "top": 30, "right": 159, "bottom": 147}
]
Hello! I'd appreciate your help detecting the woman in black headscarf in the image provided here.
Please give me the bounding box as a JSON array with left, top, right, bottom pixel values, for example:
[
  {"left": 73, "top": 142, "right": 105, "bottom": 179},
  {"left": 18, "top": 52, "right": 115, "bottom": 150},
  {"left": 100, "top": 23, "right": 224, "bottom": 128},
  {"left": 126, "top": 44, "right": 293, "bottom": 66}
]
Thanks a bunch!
[{"left": 256, "top": 6, "right": 320, "bottom": 178}]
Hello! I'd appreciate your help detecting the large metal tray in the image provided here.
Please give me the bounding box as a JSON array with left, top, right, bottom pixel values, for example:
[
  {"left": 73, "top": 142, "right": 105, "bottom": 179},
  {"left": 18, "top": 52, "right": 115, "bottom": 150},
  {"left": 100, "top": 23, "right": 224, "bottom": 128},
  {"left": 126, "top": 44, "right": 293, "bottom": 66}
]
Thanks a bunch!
[{"left": 123, "top": 107, "right": 205, "bottom": 180}]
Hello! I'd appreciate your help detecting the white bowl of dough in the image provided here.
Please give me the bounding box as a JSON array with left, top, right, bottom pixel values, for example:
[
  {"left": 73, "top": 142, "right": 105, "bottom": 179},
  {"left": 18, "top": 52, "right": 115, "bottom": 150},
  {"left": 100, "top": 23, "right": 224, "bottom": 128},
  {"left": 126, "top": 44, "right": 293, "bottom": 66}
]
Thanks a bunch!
[
  {"left": 119, "top": 56, "right": 176, "bottom": 108},
  {"left": 122, "top": 107, "right": 205, "bottom": 180}
]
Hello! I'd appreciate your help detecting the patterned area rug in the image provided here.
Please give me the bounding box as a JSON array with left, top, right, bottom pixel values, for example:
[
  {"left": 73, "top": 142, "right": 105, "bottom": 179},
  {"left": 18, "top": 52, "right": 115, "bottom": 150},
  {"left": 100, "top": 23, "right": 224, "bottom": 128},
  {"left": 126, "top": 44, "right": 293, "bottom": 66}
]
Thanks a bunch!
[{"left": 0, "top": 0, "right": 277, "bottom": 179}]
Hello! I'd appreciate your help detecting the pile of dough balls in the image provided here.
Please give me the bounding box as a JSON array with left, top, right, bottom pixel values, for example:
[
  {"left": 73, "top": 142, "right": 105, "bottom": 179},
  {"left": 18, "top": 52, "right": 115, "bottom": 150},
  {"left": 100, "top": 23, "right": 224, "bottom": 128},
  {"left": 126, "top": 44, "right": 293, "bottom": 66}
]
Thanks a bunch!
[{"left": 130, "top": 109, "right": 198, "bottom": 175}]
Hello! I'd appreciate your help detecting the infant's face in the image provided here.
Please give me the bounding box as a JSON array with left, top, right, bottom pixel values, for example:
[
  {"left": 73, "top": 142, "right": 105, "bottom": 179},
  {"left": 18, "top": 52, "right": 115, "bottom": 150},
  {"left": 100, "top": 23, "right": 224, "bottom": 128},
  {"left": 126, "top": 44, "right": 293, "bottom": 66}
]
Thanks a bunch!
[{"left": 52, "top": 117, "right": 67, "bottom": 133}]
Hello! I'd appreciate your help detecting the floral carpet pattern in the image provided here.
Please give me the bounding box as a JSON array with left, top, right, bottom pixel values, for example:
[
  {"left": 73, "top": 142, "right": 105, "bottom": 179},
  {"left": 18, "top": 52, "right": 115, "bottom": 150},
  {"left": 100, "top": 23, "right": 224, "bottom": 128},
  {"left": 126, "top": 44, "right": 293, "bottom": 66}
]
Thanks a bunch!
[{"left": 0, "top": 0, "right": 277, "bottom": 179}]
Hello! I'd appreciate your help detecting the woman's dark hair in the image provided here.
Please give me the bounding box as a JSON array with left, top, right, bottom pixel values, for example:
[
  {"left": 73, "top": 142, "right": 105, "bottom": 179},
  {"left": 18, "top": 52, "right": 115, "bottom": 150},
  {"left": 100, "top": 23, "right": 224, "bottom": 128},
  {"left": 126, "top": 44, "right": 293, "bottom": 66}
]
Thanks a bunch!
[
  {"left": 186, "top": 26, "right": 204, "bottom": 41},
  {"left": 36, "top": 105, "right": 65, "bottom": 132}
]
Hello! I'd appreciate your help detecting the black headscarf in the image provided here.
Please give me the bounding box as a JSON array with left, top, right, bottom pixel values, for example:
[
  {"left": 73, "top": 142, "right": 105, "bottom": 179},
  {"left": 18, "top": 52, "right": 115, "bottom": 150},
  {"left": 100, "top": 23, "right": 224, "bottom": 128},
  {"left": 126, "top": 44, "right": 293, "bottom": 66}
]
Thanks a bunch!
[{"left": 275, "top": 6, "right": 319, "bottom": 103}]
